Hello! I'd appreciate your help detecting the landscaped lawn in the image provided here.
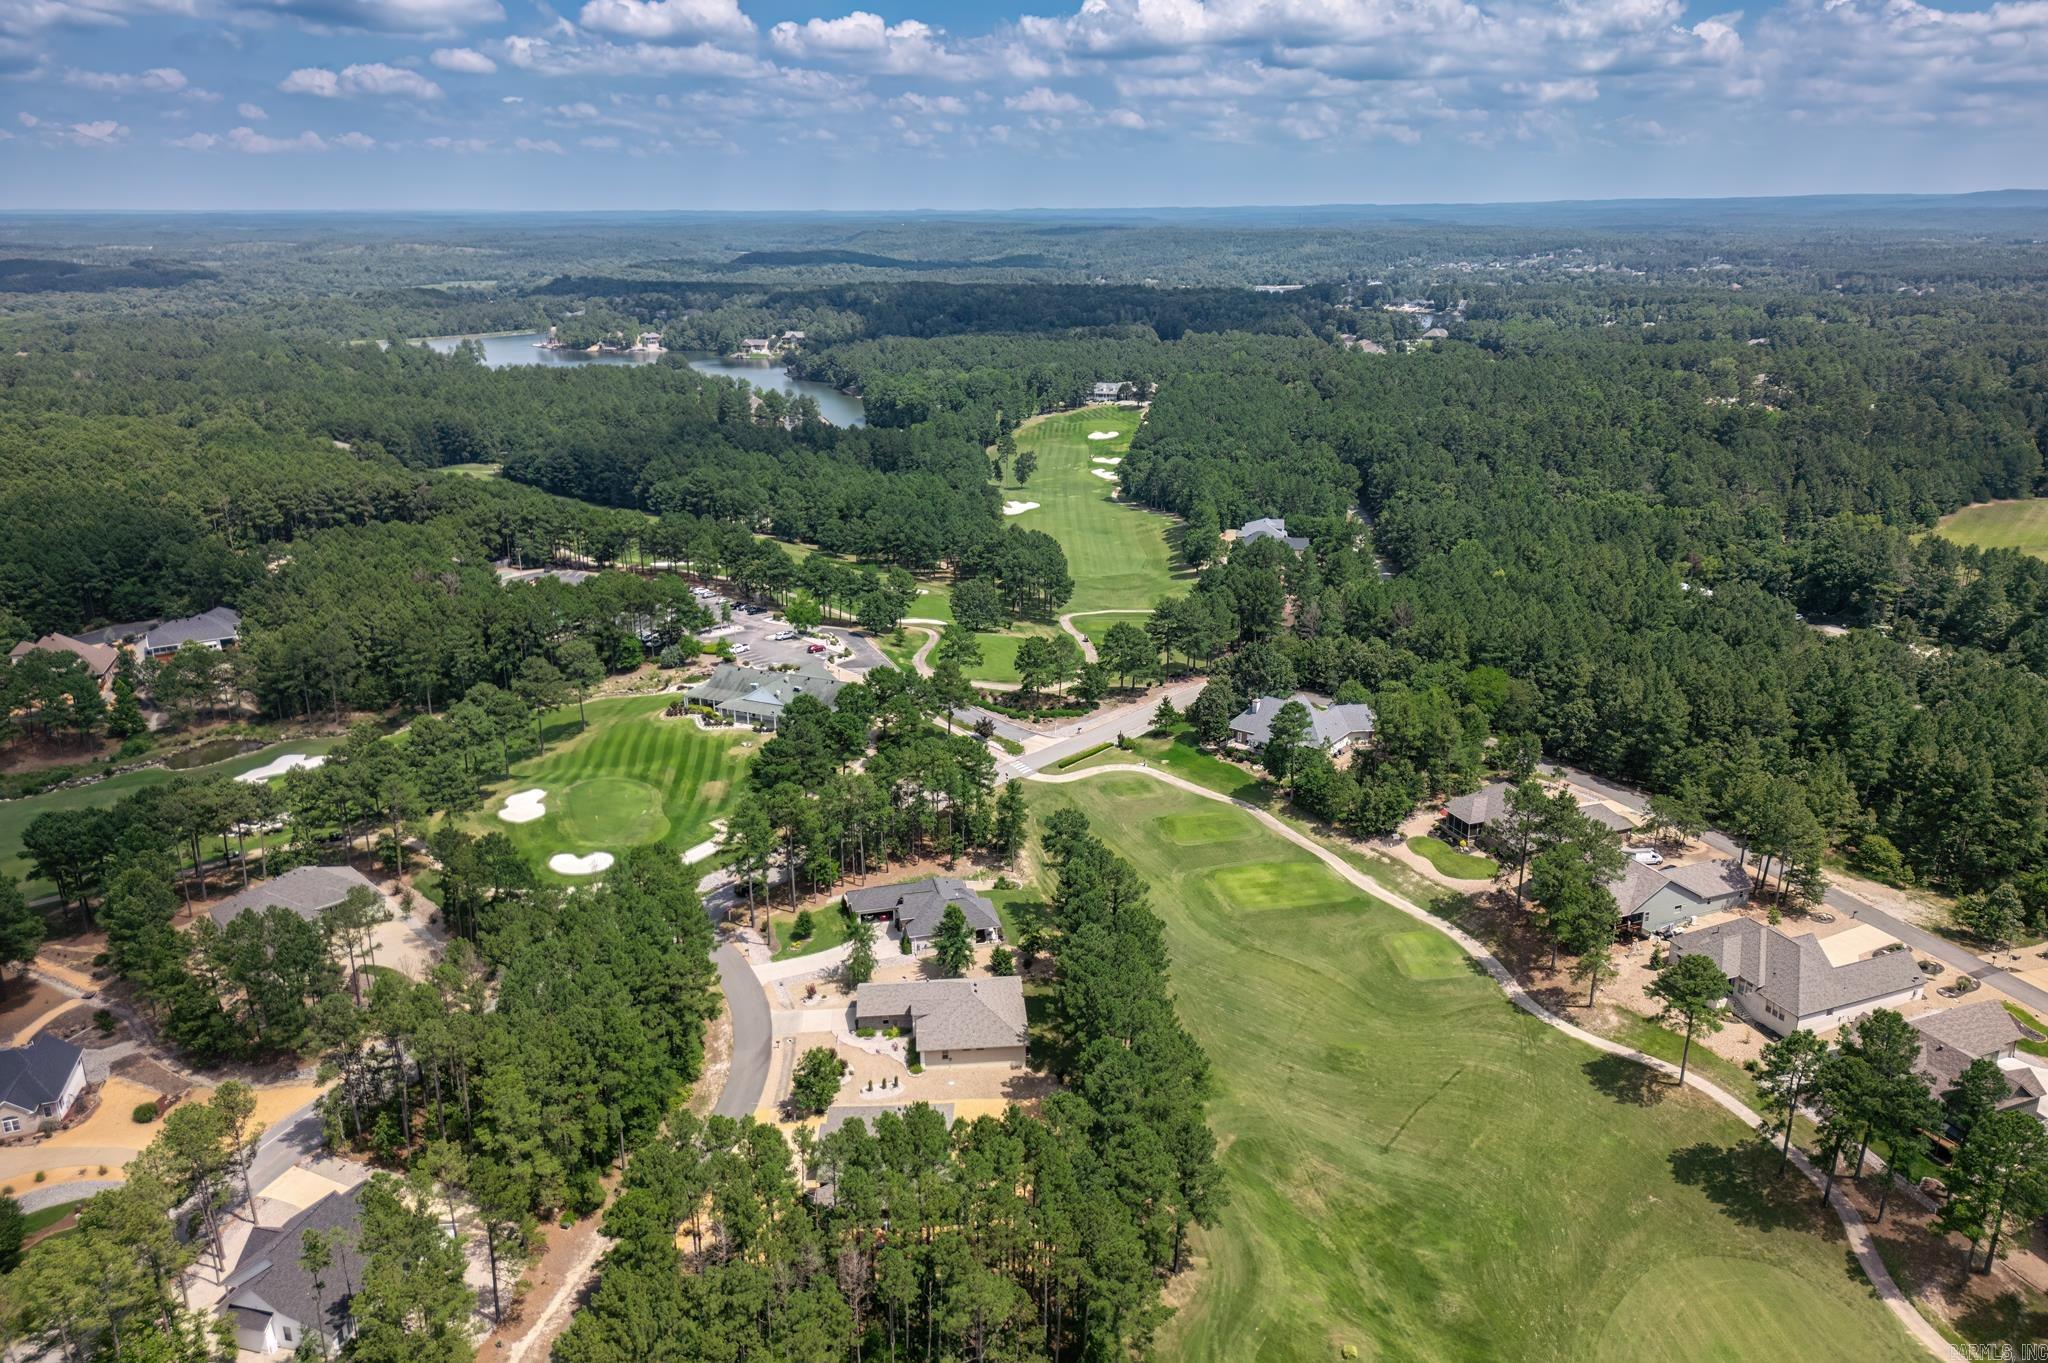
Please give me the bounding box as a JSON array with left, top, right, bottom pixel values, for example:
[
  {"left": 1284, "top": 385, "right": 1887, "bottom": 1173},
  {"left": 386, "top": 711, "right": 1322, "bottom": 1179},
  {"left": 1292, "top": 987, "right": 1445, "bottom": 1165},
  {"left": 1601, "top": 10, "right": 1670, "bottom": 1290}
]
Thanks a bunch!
[
  {"left": 1065, "top": 724, "right": 1273, "bottom": 804},
  {"left": 1932, "top": 498, "right": 2048, "bottom": 560},
  {"left": 0, "top": 735, "right": 343, "bottom": 898},
  {"left": 1020, "top": 772, "right": 1922, "bottom": 1363},
  {"left": 470, "top": 695, "right": 756, "bottom": 882},
  {"left": 1408, "top": 834, "right": 1500, "bottom": 880},
  {"left": 1000, "top": 408, "right": 1192, "bottom": 614},
  {"left": 770, "top": 903, "right": 854, "bottom": 961}
]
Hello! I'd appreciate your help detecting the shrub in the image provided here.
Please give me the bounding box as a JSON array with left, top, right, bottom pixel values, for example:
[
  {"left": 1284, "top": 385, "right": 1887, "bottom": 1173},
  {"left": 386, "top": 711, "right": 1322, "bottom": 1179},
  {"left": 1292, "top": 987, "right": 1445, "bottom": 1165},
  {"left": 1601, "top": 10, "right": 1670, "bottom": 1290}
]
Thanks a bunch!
[
  {"left": 132, "top": 1102, "right": 161, "bottom": 1124},
  {"left": 989, "top": 946, "right": 1016, "bottom": 977},
  {"left": 899, "top": 934, "right": 912, "bottom": 955},
  {"left": 93, "top": 1009, "right": 117, "bottom": 1035},
  {"left": 1850, "top": 834, "right": 1908, "bottom": 886},
  {"left": 792, "top": 910, "right": 816, "bottom": 941},
  {"left": 856, "top": 1027, "right": 876, "bottom": 1039},
  {"left": 32, "top": 1173, "right": 43, "bottom": 1184}
]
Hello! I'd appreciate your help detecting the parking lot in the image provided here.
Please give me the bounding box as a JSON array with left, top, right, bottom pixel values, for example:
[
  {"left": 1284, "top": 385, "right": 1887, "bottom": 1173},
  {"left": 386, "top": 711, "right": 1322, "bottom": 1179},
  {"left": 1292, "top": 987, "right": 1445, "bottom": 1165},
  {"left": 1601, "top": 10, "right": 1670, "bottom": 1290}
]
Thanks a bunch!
[{"left": 691, "top": 589, "right": 889, "bottom": 674}]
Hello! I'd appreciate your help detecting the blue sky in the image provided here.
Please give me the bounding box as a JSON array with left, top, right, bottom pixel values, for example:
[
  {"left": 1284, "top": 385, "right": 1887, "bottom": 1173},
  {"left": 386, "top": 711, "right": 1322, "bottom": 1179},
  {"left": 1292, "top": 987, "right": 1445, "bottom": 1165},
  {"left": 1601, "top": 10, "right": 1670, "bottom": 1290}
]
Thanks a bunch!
[{"left": 0, "top": 0, "right": 2041, "bottom": 209}]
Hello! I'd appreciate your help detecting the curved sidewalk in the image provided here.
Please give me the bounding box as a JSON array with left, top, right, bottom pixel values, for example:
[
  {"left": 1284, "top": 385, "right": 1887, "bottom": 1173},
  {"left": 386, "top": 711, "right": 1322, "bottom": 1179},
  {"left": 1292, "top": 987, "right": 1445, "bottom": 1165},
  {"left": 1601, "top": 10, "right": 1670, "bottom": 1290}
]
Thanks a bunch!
[{"left": 1031, "top": 763, "right": 1962, "bottom": 1363}]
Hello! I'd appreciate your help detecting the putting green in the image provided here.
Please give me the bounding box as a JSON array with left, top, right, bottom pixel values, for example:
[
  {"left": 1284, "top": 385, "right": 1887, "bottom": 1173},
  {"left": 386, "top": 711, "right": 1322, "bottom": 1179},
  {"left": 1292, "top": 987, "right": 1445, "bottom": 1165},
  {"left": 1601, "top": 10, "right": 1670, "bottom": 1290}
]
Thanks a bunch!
[
  {"left": 1207, "top": 861, "right": 1350, "bottom": 910},
  {"left": 1593, "top": 1257, "right": 1903, "bottom": 1363},
  {"left": 558, "top": 777, "right": 669, "bottom": 846},
  {"left": 1384, "top": 930, "right": 1468, "bottom": 980},
  {"left": 1155, "top": 809, "right": 1250, "bottom": 846}
]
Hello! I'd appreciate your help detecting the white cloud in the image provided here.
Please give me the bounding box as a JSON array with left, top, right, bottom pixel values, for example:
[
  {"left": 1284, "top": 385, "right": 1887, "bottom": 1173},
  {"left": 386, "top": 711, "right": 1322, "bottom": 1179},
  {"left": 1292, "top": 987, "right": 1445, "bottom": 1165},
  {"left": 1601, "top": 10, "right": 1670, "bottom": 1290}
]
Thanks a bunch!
[
  {"left": 169, "top": 129, "right": 216, "bottom": 147},
  {"left": 237, "top": 101, "right": 267, "bottom": 119},
  {"left": 62, "top": 65, "right": 187, "bottom": 93},
  {"left": 579, "top": 133, "right": 619, "bottom": 146},
  {"left": 894, "top": 92, "right": 966, "bottom": 115},
  {"left": 503, "top": 33, "right": 776, "bottom": 79},
  {"left": 513, "top": 135, "right": 562, "bottom": 152},
  {"left": 1004, "top": 85, "right": 1089, "bottom": 114},
  {"left": 424, "top": 134, "right": 491, "bottom": 151},
  {"left": 577, "top": 0, "right": 752, "bottom": 42},
  {"left": 430, "top": 46, "right": 496, "bottom": 74},
  {"left": 769, "top": 11, "right": 978, "bottom": 77},
  {"left": 227, "top": 124, "right": 325, "bottom": 151},
  {"left": 279, "top": 62, "right": 443, "bottom": 99},
  {"left": 17, "top": 111, "right": 39, "bottom": 126},
  {"left": 1104, "top": 106, "right": 1145, "bottom": 128},
  {"left": 1502, "top": 78, "right": 1601, "bottom": 103},
  {"left": 66, "top": 117, "right": 127, "bottom": 143},
  {"left": 334, "top": 129, "right": 375, "bottom": 147},
  {"left": 254, "top": 0, "right": 503, "bottom": 34}
]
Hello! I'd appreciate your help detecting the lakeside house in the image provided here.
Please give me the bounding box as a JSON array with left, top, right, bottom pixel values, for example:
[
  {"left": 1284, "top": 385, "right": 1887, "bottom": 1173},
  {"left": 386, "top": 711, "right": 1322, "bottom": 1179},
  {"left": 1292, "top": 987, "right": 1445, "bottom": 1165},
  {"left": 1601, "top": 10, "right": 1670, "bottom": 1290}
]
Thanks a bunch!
[
  {"left": 685, "top": 660, "right": 843, "bottom": 731},
  {"left": 855, "top": 977, "right": 1028, "bottom": 1067},
  {"left": 208, "top": 864, "right": 379, "bottom": 929},
  {"left": 0, "top": 1034, "right": 87, "bottom": 1133},
  {"left": 219, "top": 1187, "right": 368, "bottom": 1356},
  {"left": 1227, "top": 693, "right": 1376, "bottom": 758},
  {"left": 739, "top": 337, "right": 774, "bottom": 356},
  {"left": 1235, "top": 517, "right": 1310, "bottom": 551},
  {"left": 1667, "top": 917, "right": 1924, "bottom": 1036},
  {"left": 1607, "top": 857, "right": 1750, "bottom": 937},
  {"left": 844, "top": 877, "right": 1001, "bottom": 950}
]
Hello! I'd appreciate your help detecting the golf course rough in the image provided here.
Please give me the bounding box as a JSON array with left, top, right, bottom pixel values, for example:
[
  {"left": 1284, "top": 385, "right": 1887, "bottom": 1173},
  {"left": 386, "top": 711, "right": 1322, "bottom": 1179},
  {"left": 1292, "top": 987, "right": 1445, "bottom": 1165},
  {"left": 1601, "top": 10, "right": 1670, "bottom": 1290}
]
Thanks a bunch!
[{"left": 1023, "top": 773, "right": 1923, "bottom": 1363}]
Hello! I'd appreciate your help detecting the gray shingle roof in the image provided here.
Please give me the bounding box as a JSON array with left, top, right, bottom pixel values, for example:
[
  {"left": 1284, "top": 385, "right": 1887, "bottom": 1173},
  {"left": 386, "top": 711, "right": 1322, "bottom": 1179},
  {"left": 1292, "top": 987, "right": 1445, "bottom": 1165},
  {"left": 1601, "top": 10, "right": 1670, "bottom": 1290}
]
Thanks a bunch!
[
  {"left": 1237, "top": 518, "right": 1309, "bottom": 551},
  {"left": 1576, "top": 799, "right": 1637, "bottom": 833},
  {"left": 209, "top": 865, "right": 378, "bottom": 928},
  {"left": 1662, "top": 859, "right": 1750, "bottom": 902},
  {"left": 145, "top": 607, "right": 241, "bottom": 651},
  {"left": 1444, "top": 782, "right": 1511, "bottom": 828},
  {"left": 855, "top": 977, "right": 1027, "bottom": 1053},
  {"left": 1606, "top": 861, "right": 1668, "bottom": 918},
  {"left": 0, "top": 1035, "right": 82, "bottom": 1115},
  {"left": 843, "top": 877, "right": 999, "bottom": 941},
  {"left": 685, "top": 661, "right": 841, "bottom": 717},
  {"left": 818, "top": 1101, "right": 955, "bottom": 1138},
  {"left": 1228, "top": 693, "right": 1375, "bottom": 750},
  {"left": 1911, "top": 1001, "right": 2038, "bottom": 1096},
  {"left": 1670, "top": 918, "right": 1923, "bottom": 1019},
  {"left": 221, "top": 1186, "right": 367, "bottom": 1339}
]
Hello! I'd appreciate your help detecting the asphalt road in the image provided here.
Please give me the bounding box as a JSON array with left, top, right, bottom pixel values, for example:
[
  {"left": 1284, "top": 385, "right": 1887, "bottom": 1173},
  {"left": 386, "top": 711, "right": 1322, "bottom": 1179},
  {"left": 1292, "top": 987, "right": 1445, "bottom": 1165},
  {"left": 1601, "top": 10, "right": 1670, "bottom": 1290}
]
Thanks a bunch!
[
  {"left": 1553, "top": 763, "right": 2048, "bottom": 1014},
  {"left": 1003, "top": 680, "right": 1206, "bottom": 780},
  {"left": 712, "top": 940, "right": 772, "bottom": 1119}
]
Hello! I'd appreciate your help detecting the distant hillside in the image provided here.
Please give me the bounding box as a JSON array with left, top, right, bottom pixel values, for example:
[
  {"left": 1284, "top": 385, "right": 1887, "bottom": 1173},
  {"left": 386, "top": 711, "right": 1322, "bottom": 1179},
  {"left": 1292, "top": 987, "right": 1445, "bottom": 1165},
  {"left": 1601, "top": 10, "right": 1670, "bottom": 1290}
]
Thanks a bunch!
[
  {"left": 0, "top": 257, "right": 218, "bottom": 293},
  {"left": 721, "top": 248, "right": 1057, "bottom": 271}
]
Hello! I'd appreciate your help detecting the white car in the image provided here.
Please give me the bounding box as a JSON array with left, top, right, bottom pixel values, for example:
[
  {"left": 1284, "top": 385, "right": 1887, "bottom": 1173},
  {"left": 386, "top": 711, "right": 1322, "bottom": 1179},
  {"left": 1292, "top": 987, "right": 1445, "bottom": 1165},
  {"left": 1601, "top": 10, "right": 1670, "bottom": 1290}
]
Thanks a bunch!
[
  {"left": 773, "top": 630, "right": 798, "bottom": 642},
  {"left": 731, "top": 643, "right": 751, "bottom": 655},
  {"left": 1630, "top": 848, "right": 1662, "bottom": 865}
]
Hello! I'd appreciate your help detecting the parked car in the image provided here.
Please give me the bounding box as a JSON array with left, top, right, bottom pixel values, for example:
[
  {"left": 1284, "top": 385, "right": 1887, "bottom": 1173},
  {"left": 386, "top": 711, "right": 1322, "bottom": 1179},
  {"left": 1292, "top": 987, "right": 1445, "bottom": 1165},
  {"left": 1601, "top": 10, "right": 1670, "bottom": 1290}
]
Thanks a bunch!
[
  {"left": 807, "top": 643, "right": 827, "bottom": 653},
  {"left": 1630, "top": 848, "right": 1663, "bottom": 865},
  {"left": 773, "top": 630, "right": 798, "bottom": 642},
  {"left": 731, "top": 643, "right": 751, "bottom": 655}
]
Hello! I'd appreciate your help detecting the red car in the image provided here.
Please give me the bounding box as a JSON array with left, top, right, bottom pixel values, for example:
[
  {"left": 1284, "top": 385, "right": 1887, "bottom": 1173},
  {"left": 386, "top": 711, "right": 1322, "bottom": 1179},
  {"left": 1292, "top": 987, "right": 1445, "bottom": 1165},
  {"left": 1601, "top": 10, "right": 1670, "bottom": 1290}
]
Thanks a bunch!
[{"left": 807, "top": 642, "right": 828, "bottom": 653}]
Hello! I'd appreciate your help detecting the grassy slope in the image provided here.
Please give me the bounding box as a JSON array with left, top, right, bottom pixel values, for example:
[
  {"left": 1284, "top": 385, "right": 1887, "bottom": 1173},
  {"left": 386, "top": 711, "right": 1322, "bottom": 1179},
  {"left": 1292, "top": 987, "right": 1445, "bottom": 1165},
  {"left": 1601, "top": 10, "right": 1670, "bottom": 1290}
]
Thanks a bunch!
[
  {"left": 1932, "top": 499, "right": 2048, "bottom": 560},
  {"left": 472, "top": 696, "right": 755, "bottom": 881},
  {"left": 1408, "top": 834, "right": 1500, "bottom": 879},
  {"left": 1002, "top": 408, "right": 1191, "bottom": 614},
  {"left": 1024, "top": 773, "right": 1920, "bottom": 1363},
  {"left": 0, "top": 736, "right": 343, "bottom": 897}
]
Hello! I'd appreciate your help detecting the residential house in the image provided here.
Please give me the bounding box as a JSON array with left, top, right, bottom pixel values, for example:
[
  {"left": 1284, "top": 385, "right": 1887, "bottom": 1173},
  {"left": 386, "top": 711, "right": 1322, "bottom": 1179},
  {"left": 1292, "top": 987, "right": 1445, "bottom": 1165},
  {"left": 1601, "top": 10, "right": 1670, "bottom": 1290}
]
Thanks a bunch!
[
  {"left": 1577, "top": 798, "right": 1638, "bottom": 834},
  {"left": 0, "top": 1035, "right": 87, "bottom": 1133},
  {"left": 855, "top": 977, "right": 1028, "bottom": 1067},
  {"left": 1420, "top": 327, "right": 1450, "bottom": 340},
  {"left": 1227, "top": 692, "right": 1375, "bottom": 757},
  {"left": 684, "top": 660, "right": 843, "bottom": 730},
  {"left": 780, "top": 330, "right": 807, "bottom": 343},
  {"left": 1911, "top": 1001, "right": 2047, "bottom": 1121},
  {"left": 1668, "top": 917, "right": 1924, "bottom": 1036},
  {"left": 1442, "top": 782, "right": 1512, "bottom": 844},
  {"left": 1235, "top": 517, "right": 1310, "bottom": 551},
  {"left": 208, "top": 864, "right": 380, "bottom": 929},
  {"left": 843, "top": 877, "right": 1001, "bottom": 949},
  {"left": 1607, "top": 857, "right": 1750, "bottom": 937},
  {"left": 75, "top": 607, "right": 241, "bottom": 660},
  {"left": 218, "top": 1187, "right": 368, "bottom": 1356},
  {"left": 6, "top": 634, "right": 122, "bottom": 697},
  {"left": 1090, "top": 380, "right": 1127, "bottom": 403},
  {"left": 739, "top": 337, "right": 774, "bottom": 355}
]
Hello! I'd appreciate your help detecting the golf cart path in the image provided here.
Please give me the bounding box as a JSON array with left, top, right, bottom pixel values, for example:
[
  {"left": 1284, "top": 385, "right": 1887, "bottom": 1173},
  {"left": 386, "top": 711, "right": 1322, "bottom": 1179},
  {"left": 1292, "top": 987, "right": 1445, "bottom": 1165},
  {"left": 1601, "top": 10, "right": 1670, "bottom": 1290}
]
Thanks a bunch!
[
  {"left": 901, "top": 619, "right": 943, "bottom": 675},
  {"left": 1056, "top": 609, "right": 1151, "bottom": 663},
  {"left": 1029, "top": 764, "right": 1960, "bottom": 1363}
]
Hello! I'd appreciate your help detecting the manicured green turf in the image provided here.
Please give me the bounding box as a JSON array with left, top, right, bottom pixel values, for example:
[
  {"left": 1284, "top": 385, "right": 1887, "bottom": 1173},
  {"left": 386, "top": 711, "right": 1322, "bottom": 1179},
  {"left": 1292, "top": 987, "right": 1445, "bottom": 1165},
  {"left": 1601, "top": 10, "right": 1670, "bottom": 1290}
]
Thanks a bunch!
[
  {"left": 1153, "top": 809, "right": 1250, "bottom": 846},
  {"left": 0, "top": 736, "right": 343, "bottom": 898},
  {"left": 770, "top": 904, "right": 854, "bottom": 962},
  {"left": 1933, "top": 499, "right": 2048, "bottom": 559},
  {"left": 20, "top": 1197, "right": 85, "bottom": 1236},
  {"left": 1383, "top": 929, "right": 1469, "bottom": 980},
  {"left": 1408, "top": 834, "right": 1500, "bottom": 880},
  {"left": 1000, "top": 409, "right": 1191, "bottom": 614},
  {"left": 474, "top": 696, "right": 755, "bottom": 882},
  {"left": 1022, "top": 773, "right": 1921, "bottom": 1363}
]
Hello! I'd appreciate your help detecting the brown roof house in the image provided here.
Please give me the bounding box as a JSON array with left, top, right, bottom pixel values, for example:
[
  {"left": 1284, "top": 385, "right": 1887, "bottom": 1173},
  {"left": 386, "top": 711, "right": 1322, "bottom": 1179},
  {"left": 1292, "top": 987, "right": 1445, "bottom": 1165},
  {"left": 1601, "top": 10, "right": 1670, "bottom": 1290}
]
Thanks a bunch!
[
  {"left": 1607, "top": 858, "right": 1751, "bottom": 936},
  {"left": 1911, "top": 1001, "right": 2048, "bottom": 1121},
  {"left": 855, "top": 977, "right": 1027, "bottom": 1067},
  {"left": 7, "top": 634, "right": 122, "bottom": 697},
  {"left": 1668, "top": 917, "right": 1924, "bottom": 1036},
  {"left": 1442, "top": 782, "right": 1513, "bottom": 844}
]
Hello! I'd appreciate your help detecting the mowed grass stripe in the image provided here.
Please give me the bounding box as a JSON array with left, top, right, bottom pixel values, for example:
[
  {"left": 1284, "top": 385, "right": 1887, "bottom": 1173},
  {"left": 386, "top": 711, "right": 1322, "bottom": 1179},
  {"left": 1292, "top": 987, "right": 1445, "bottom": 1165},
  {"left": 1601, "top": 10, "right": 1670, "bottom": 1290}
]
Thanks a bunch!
[{"left": 1022, "top": 774, "right": 1921, "bottom": 1363}]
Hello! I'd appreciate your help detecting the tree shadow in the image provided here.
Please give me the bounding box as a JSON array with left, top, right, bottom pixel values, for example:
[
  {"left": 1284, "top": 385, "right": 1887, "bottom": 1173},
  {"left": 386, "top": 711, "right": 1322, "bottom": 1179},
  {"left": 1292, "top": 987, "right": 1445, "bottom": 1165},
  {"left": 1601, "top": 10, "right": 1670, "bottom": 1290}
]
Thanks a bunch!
[
  {"left": 1952, "top": 1290, "right": 2048, "bottom": 1353},
  {"left": 1668, "top": 1140, "right": 1832, "bottom": 1234},
  {"left": 1582, "top": 1053, "right": 1665, "bottom": 1106}
]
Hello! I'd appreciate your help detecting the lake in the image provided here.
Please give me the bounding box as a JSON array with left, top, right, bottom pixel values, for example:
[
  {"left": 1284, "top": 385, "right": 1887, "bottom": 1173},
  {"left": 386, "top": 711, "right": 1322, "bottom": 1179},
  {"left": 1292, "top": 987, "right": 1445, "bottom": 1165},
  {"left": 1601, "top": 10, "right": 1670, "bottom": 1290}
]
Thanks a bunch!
[{"left": 418, "top": 332, "right": 865, "bottom": 426}]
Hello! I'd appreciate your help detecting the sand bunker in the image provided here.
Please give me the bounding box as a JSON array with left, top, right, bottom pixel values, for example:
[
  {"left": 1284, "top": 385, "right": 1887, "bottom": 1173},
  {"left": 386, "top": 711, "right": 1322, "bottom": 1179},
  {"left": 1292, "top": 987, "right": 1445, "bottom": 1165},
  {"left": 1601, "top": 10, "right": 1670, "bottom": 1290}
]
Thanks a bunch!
[
  {"left": 1087, "top": 431, "right": 1120, "bottom": 441},
  {"left": 498, "top": 788, "right": 548, "bottom": 824},
  {"left": 1002, "top": 500, "right": 1040, "bottom": 516},
  {"left": 1090, "top": 456, "right": 1122, "bottom": 465},
  {"left": 1090, "top": 469, "right": 1119, "bottom": 481},
  {"left": 549, "top": 851, "right": 615, "bottom": 876},
  {"left": 235, "top": 752, "right": 327, "bottom": 784}
]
